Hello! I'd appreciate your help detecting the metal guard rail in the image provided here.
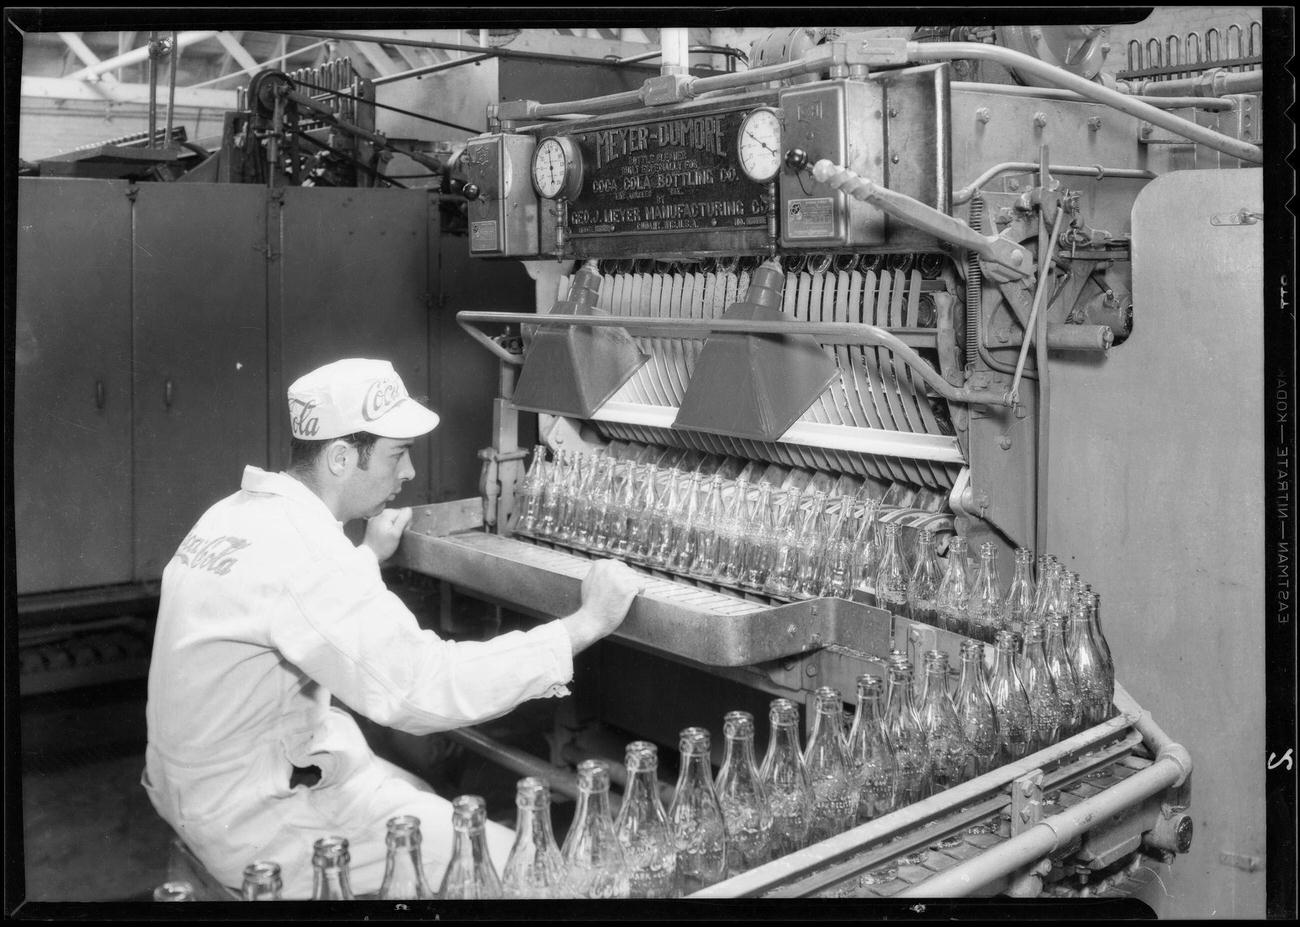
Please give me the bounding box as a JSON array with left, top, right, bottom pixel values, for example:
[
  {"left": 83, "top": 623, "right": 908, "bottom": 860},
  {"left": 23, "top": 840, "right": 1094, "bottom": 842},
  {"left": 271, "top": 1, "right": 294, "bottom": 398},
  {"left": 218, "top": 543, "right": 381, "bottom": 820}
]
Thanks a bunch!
[{"left": 456, "top": 310, "right": 1013, "bottom": 408}]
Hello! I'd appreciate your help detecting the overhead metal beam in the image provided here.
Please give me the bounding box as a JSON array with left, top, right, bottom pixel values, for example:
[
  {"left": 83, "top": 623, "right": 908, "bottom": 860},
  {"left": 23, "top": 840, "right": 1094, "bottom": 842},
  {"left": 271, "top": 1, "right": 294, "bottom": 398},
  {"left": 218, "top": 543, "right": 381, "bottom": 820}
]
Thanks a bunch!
[
  {"left": 21, "top": 75, "right": 238, "bottom": 109},
  {"left": 66, "top": 31, "right": 219, "bottom": 80},
  {"left": 213, "top": 31, "right": 262, "bottom": 78},
  {"left": 347, "top": 39, "right": 400, "bottom": 77}
]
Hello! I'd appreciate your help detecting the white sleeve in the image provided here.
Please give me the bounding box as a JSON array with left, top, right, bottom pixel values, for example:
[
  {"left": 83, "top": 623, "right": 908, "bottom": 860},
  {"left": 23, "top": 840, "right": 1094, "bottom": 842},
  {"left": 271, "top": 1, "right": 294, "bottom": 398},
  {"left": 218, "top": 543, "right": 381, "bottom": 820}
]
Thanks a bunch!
[{"left": 270, "top": 543, "right": 574, "bottom": 735}]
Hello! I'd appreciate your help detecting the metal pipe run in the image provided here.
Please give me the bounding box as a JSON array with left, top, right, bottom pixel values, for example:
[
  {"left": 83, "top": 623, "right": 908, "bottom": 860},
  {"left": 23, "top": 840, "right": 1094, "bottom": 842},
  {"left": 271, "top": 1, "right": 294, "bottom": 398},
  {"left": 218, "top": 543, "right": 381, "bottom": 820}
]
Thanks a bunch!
[
  {"left": 954, "top": 80, "right": 1236, "bottom": 111},
  {"left": 909, "top": 42, "right": 1263, "bottom": 164},
  {"left": 895, "top": 747, "right": 1189, "bottom": 897},
  {"left": 442, "top": 726, "right": 582, "bottom": 803},
  {"left": 1125, "top": 67, "right": 1263, "bottom": 98},
  {"left": 952, "top": 161, "right": 1156, "bottom": 206}
]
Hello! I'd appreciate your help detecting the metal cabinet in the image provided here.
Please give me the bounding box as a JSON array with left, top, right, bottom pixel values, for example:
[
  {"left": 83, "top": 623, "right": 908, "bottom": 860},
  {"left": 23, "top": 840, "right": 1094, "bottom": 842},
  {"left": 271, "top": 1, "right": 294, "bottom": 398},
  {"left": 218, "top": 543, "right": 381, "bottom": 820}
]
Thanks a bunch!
[
  {"left": 131, "top": 183, "right": 269, "bottom": 578},
  {"left": 14, "top": 179, "right": 134, "bottom": 594}
]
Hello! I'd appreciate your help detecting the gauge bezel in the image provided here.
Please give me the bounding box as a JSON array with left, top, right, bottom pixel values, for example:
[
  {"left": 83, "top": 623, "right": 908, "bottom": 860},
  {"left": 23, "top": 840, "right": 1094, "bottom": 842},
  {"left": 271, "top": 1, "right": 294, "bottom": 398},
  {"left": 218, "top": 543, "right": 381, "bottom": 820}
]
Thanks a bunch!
[
  {"left": 736, "top": 106, "right": 785, "bottom": 183},
  {"left": 531, "top": 135, "right": 585, "bottom": 200}
]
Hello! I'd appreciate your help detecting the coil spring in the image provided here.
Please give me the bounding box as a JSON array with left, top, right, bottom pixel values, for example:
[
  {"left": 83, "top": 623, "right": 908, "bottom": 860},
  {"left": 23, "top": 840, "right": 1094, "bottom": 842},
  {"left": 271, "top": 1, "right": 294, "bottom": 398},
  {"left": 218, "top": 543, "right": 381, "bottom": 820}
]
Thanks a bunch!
[{"left": 966, "top": 198, "right": 984, "bottom": 371}]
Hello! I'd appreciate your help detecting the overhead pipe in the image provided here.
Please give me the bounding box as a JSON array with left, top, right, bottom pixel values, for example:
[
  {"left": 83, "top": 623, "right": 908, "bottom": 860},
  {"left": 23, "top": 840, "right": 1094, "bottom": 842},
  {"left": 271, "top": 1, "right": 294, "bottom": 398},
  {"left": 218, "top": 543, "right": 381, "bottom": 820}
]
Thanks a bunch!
[
  {"left": 1124, "top": 66, "right": 1263, "bottom": 98},
  {"left": 953, "top": 160, "right": 1156, "bottom": 206},
  {"left": 954, "top": 80, "right": 1235, "bottom": 111}
]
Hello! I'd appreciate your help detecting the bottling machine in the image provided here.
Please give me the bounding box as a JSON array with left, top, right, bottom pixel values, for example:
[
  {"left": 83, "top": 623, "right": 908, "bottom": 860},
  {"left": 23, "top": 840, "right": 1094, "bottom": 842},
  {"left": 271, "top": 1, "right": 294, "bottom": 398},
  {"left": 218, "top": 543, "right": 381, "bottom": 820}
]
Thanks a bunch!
[{"left": 390, "top": 19, "right": 1270, "bottom": 914}]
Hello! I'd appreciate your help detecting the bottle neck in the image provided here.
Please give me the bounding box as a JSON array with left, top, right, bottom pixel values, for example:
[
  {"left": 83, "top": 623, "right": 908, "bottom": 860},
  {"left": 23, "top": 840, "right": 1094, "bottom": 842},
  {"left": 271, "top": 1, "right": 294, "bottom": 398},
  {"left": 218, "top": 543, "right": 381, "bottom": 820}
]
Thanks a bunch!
[
  {"left": 312, "top": 863, "right": 353, "bottom": 900},
  {"left": 920, "top": 665, "right": 951, "bottom": 707},
  {"left": 957, "top": 653, "right": 984, "bottom": 697},
  {"left": 516, "top": 803, "right": 558, "bottom": 845},
  {"left": 721, "top": 732, "right": 759, "bottom": 774}
]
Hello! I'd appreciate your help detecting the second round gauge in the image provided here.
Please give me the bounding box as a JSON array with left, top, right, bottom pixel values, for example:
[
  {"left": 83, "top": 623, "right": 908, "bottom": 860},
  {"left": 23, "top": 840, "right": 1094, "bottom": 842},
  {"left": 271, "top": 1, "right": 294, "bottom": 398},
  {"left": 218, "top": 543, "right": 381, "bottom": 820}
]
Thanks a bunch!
[
  {"left": 737, "top": 108, "right": 784, "bottom": 183},
  {"left": 531, "top": 136, "right": 584, "bottom": 200}
]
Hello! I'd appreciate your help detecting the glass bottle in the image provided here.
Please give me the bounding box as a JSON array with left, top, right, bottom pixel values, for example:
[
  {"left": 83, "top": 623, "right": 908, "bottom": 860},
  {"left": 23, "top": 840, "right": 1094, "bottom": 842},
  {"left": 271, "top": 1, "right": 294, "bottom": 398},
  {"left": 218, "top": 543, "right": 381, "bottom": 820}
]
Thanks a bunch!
[
  {"left": 586, "top": 456, "right": 617, "bottom": 553},
  {"left": 851, "top": 497, "right": 881, "bottom": 601},
  {"left": 845, "top": 674, "right": 896, "bottom": 824},
  {"left": 153, "top": 880, "right": 195, "bottom": 901},
  {"left": 1085, "top": 586, "right": 1116, "bottom": 708},
  {"left": 873, "top": 521, "right": 909, "bottom": 615},
  {"left": 614, "top": 742, "right": 678, "bottom": 899},
  {"left": 670, "top": 471, "right": 705, "bottom": 573},
  {"left": 907, "top": 529, "right": 944, "bottom": 626},
  {"left": 572, "top": 454, "right": 604, "bottom": 547},
  {"left": 716, "top": 711, "right": 773, "bottom": 877},
  {"left": 764, "top": 489, "right": 803, "bottom": 598},
  {"left": 1044, "top": 614, "right": 1083, "bottom": 738},
  {"left": 740, "top": 481, "right": 776, "bottom": 590},
  {"left": 935, "top": 535, "right": 973, "bottom": 637},
  {"left": 759, "top": 698, "right": 813, "bottom": 857},
  {"left": 626, "top": 463, "right": 659, "bottom": 563},
  {"left": 555, "top": 451, "right": 585, "bottom": 542},
  {"left": 821, "top": 497, "right": 857, "bottom": 599},
  {"left": 536, "top": 448, "right": 567, "bottom": 538},
  {"left": 439, "top": 795, "right": 503, "bottom": 900},
  {"left": 715, "top": 477, "right": 749, "bottom": 585},
  {"left": 311, "top": 836, "right": 356, "bottom": 900},
  {"left": 502, "top": 778, "right": 567, "bottom": 899},
  {"left": 1068, "top": 592, "right": 1111, "bottom": 728},
  {"left": 803, "top": 687, "right": 859, "bottom": 843},
  {"left": 689, "top": 473, "right": 726, "bottom": 577},
  {"left": 561, "top": 760, "right": 630, "bottom": 899},
  {"left": 969, "top": 542, "right": 1005, "bottom": 642},
  {"left": 883, "top": 663, "right": 930, "bottom": 808},
  {"left": 605, "top": 460, "right": 638, "bottom": 558},
  {"left": 646, "top": 466, "right": 682, "bottom": 569},
  {"left": 917, "top": 651, "right": 973, "bottom": 796},
  {"left": 516, "top": 445, "right": 549, "bottom": 536},
  {"left": 1032, "top": 554, "right": 1058, "bottom": 622},
  {"left": 793, "top": 489, "right": 830, "bottom": 598},
  {"left": 954, "top": 639, "right": 999, "bottom": 778},
  {"left": 1003, "top": 548, "right": 1037, "bottom": 638},
  {"left": 668, "top": 727, "right": 727, "bottom": 894},
  {"left": 1020, "top": 621, "right": 1063, "bottom": 754},
  {"left": 987, "top": 631, "right": 1033, "bottom": 764},
  {"left": 241, "top": 861, "right": 283, "bottom": 901},
  {"left": 377, "top": 815, "right": 435, "bottom": 900}
]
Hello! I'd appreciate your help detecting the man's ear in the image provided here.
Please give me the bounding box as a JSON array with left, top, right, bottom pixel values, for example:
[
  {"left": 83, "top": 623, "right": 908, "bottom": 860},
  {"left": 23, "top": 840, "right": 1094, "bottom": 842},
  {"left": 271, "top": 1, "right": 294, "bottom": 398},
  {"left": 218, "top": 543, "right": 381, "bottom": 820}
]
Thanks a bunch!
[{"left": 325, "top": 439, "right": 352, "bottom": 477}]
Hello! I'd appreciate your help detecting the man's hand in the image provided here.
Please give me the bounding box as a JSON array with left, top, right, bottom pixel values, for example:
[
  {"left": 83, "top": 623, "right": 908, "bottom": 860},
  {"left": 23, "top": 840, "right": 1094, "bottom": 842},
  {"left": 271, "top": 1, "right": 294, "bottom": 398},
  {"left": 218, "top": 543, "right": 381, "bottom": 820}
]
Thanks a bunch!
[
  {"left": 363, "top": 507, "right": 413, "bottom": 562},
  {"left": 562, "top": 559, "right": 645, "bottom": 656}
]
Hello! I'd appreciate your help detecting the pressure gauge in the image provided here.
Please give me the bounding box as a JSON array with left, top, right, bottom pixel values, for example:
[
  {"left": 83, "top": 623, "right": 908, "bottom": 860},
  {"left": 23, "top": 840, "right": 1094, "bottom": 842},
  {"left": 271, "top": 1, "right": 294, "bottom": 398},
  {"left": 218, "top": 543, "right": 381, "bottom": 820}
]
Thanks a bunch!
[
  {"left": 531, "top": 135, "right": 584, "bottom": 200},
  {"left": 736, "top": 107, "right": 784, "bottom": 183}
]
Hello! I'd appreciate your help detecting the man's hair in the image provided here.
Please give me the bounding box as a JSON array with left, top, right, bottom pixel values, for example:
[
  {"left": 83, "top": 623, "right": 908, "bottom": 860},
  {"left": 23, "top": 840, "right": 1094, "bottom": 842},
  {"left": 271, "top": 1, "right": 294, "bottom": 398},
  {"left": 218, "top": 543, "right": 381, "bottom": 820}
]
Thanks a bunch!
[{"left": 289, "top": 431, "right": 381, "bottom": 472}]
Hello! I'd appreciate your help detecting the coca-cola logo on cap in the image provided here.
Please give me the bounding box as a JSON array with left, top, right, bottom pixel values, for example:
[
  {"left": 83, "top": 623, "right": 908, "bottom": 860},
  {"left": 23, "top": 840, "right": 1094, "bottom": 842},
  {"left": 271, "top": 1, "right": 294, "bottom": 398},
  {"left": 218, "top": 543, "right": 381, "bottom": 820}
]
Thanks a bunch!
[
  {"left": 363, "top": 378, "right": 406, "bottom": 421},
  {"left": 289, "top": 397, "right": 320, "bottom": 437}
]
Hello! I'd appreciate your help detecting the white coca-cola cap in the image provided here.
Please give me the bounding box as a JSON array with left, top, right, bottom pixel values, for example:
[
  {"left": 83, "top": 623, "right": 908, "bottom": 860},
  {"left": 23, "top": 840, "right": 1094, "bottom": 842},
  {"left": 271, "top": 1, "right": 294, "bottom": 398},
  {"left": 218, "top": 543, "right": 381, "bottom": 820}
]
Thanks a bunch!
[{"left": 287, "top": 358, "right": 440, "bottom": 440}]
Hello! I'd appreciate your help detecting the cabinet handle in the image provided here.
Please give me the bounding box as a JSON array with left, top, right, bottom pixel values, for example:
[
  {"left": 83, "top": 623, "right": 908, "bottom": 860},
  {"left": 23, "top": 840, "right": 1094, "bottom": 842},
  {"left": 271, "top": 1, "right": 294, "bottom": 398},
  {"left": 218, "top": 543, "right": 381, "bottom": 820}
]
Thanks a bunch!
[
  {"left": 95, "top": 379, "right": 105, "bottom": 410},
  {"left": 164, "top": 378, "right": 174, "bottom": 409}
]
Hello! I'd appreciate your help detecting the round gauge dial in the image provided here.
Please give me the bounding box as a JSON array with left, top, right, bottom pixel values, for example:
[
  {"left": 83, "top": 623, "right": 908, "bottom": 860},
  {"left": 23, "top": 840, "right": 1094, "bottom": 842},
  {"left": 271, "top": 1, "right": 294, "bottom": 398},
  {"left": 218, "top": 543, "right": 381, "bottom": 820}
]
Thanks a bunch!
[
  {"left": 737, "top": 107, "right": 784, "bottom": 183},
  {"left": 531, "top": 136, "right": 584, "bottom": 200}
]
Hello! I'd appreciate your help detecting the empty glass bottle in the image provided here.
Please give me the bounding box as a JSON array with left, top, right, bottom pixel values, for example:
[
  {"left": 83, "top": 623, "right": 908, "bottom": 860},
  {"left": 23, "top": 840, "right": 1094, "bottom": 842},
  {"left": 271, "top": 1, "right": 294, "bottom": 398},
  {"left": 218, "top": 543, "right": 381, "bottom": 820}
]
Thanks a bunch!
[
  {"left": 502, "top": 778, "right": 567, "bottom": 899},
  {"left": 311, "top": 836, "right": 356, "bottom": 900},
  {"left": 536, "top": 448, "right": 567, "bottom": 538},
  {"left": 572, "top": 454, "right": 605, "bottom": 547},
  {"left": 153, "top": 880, "right": 195, "bottom": 901},
  {"left": 1044, "top": 614, "right": 1083, "bottom": 738},
  {"left": 1069, "top": 592, "right": 1112, "bottom": 727},
  {"left": 821, "top": 497, "right": 857, "bottom": 599},
  {"left": 936, "top": 535, "right": 973, "bottom": 637},
  {"left": 646, "top": 466, "right": 682, "bottom": 569},
  {"left": 439, "top": 795, "right": 503, "bottom": 900},
  {"left": 669, "top": 727, "right": 727, "bottom": 894},
  {"left": 586, "top": 456, "right": 617, "bottom": 552},
  {"left": 874, "top": 521, "right": 910, "bottom": 615},
  {"left": 614, "top": 742, "right": 677, "bottom": 899},
  {"left": 907, "top": 529, "right": 944, "bottom": 626},
  {"left": 241, "top": 861, "right": 283, "bottom": 901},
  {"left": 794, "top": 490, "right": 830, "bottom": 598},
  {"left": 670, "top": 471, "right": 705, "bottom": 573},
  {"left": 759, "top": 698, "right": 813, "bottom": 857},
  {"left": 715, "top": 478, "right": 748, "bottom": 585},
  {"left": 969, "top": 542, "right": 1005, "bottom": 641},
  {"left": 883, "top": 662, "right": 930, "bottom": 808},
  {"left": 516, "top": 445, "right": 549, "bottom": 536},
  {"left": 715, "top": 711, "right": 773, "bottom": 877},
  {"left": 1020, "top": 621, "right": 1063, "bottom": 754},
  {"left": 377, "top": 815, "right": 435, "bottom": 900},
  {"left": 803, "top": 687, "right": 859, "bottom": 843},
  {"left": 846, "top": 674, "right": 896, "bottom": 824},
  {"left": 561, "top": 760, "right": 630, "bottom": 899},
  {"left": 555, "top": 452, "right": 586, "bottom": 542},
  {"left": 987, "top": 631, "right": 1033, "bottom": 764},
  {"left": 917, "top": 651, "right": 973, "bottom": 796},
  {"left": 1003, "top": 548, "right": 1037, "bottom": 638},
  {"left": 764, "top": 489, "right": 803, "bottom": 598},
  {"left": 689, "top": 473, "right": 726, "bottom": 577},
  {"left": 851, "top": 497, "right": 882, "bottom": 600},
  {"left": 604, "top": 461, "right": 638, "bottom": 558},
  {"left": 1034, "top": 556, "right": 1062, "bottom": 622},
  {"left": 1085, "top": 586, "right": 1116, "bottom": 709},
  {"left": 954, "top": 639, "right": 999, "bottom": 778},
  {"left": 740, "top": 481, "right": 776, "bottom": 590},
  {"left": 626, "top": 463, "right": 659, "bottom": 563}
]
